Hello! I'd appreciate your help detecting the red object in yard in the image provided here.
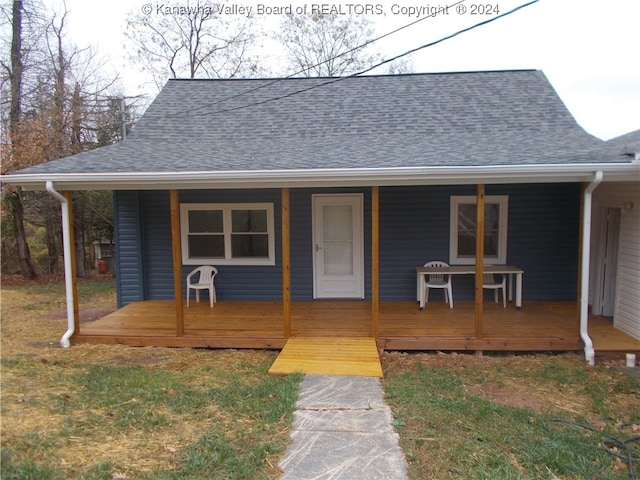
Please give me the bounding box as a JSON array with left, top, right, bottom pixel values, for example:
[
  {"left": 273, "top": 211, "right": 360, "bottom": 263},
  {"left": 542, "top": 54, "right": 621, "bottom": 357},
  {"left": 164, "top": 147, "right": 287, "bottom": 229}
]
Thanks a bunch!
[{"left": 98, "top": 259, "right": 107, "bottom": 274}]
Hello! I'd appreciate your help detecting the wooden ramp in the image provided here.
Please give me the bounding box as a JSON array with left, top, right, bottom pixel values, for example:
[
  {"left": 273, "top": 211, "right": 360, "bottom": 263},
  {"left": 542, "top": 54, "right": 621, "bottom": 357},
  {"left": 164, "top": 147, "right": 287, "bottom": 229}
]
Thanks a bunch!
[{"left": 269, "top": 337, "right": 383, "bottom": 377}]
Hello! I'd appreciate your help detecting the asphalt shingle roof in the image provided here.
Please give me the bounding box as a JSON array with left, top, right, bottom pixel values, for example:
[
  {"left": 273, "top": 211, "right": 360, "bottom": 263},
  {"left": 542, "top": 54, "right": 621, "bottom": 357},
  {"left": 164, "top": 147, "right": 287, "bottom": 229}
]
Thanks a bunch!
[
  {"left": 12, "top": 70, "right": 627, "bottom": 176},
  {"left": 606, "top": 129, "right": 640, "bottom": 154}
]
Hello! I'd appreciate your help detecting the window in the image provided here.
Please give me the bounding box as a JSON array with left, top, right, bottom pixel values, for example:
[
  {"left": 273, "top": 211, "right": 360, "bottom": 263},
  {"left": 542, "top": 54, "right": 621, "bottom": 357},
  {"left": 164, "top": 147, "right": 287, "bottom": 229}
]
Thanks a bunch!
[
  {"left": 450, "top": 195, "right": 508, "bottom": 265},
  {"left": 180, "top": 203, "right": 275, "bottom": 265}
]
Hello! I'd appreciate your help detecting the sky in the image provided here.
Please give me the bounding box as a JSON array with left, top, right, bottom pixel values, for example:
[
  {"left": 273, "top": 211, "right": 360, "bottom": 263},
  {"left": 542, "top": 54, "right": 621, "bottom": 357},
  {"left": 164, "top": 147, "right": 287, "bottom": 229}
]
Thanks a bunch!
[{"left": 45, "top": 0, "right": 639, "bottom": 140}]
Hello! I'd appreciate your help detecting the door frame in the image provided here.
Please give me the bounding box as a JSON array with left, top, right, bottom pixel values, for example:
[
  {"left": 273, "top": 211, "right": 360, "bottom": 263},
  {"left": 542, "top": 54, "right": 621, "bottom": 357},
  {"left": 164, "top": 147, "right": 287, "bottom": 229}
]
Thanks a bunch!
[{"left": 312, "top": 193, "right": 365, "bottom": 299}]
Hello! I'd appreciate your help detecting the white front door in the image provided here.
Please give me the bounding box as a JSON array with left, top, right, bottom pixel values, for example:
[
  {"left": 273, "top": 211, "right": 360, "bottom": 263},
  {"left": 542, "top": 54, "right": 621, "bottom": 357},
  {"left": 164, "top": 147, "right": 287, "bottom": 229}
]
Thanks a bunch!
[{"left": 312, "top": 194, "right": 364, "bottom": 299}]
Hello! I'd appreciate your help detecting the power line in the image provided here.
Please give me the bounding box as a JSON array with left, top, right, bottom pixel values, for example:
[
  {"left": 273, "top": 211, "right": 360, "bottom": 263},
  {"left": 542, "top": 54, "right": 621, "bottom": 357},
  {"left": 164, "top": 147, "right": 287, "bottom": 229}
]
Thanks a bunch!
[
  {"left": 169, "top": 0, "right": 540, "bottom": 119},
  {"left": 165, "top": 0, "right": 466, "bottom": 118},
  {"left": 357, "top": 0, "right": 540, "bottom": 76}
]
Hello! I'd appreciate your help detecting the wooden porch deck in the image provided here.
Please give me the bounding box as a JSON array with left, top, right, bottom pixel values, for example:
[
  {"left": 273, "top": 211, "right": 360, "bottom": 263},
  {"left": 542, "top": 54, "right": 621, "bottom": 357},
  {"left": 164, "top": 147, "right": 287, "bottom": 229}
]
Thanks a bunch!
[{"left": 73, "top": 300, "right": 640, "bottom": 356}]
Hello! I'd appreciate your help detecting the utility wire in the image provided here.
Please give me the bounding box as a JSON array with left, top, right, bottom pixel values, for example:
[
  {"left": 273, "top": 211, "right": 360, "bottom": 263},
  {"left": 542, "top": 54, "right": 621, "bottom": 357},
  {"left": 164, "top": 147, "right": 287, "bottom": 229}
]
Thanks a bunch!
[
  {"left": 169, "top": 0, "right": 540, "bottom": 119},
  {"left": 357, "top": 0, "right": 539, "bottom": 76},
  {"left": 165, "top": 0, "right": 466, "bottom": 118}
]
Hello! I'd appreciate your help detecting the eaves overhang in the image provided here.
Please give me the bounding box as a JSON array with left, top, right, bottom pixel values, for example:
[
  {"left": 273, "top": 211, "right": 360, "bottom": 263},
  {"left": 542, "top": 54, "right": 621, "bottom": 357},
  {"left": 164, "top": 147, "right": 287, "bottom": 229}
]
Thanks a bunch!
[{"left": 3, "top": 163, "right": 639, "bottom": 191}]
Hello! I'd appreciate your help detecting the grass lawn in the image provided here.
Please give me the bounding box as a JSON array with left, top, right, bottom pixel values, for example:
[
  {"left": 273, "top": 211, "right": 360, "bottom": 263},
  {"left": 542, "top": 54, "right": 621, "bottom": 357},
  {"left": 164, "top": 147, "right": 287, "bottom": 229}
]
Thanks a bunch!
[
  {"left": 1, "top": 277, "right": 302, "bottom": 479},
  {"left": 1, "top": 276, "right": 639, "bottom": 479},
  {"left": 383, "top": 351, "right": 640, "bottom": 479}
]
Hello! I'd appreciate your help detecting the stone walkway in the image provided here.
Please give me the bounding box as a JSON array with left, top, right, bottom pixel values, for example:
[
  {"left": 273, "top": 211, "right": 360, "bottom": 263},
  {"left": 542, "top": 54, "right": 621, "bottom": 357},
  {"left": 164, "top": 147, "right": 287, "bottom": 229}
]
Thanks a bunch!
[{"left": 278, "top": 375, "right": 409, "bottom": 480}]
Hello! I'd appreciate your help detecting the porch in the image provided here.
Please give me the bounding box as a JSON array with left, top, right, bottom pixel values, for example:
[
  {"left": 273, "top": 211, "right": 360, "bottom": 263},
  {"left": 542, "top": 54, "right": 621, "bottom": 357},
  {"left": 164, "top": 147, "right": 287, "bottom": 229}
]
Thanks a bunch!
[{"left": 72, "top": 300, "right": 640, "bottom": 356}]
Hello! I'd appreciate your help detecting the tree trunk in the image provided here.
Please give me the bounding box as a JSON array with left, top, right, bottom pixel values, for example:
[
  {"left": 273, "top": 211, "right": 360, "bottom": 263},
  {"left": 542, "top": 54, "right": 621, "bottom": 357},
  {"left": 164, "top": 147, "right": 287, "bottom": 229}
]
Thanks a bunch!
[
  {"left": 10, "top": 0, "right": 23, "bottom": 136},
  {"left": 50, "top": 9, "right": 68, "bottom": 158},
  {"left": 8, "top": 189, "right": 38, "bottom": 279},
  {"left": 73, "top": 193, "right": 86, "bottom": 278},
  {"left": 45, "top": 213, "right": 59, "bottom": 274},
  {"left": 8, "top": 1, "right": 37, "bottom": 279},
  {"left": 70, "top": 82, "right": 82, "bottom": 153}
]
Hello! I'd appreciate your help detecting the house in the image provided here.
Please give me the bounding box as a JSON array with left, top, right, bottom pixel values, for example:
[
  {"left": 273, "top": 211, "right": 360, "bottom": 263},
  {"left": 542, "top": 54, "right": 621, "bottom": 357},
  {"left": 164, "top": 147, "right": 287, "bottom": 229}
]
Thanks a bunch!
[
  {"left": 92, "top": 240, "right": 115, "bottom": 273},
  {"left": 3, "top": 70, "right": 639, "bottom": 364},
  {"left": 590, "top": 130, "right": 640, "bottom": 339}
]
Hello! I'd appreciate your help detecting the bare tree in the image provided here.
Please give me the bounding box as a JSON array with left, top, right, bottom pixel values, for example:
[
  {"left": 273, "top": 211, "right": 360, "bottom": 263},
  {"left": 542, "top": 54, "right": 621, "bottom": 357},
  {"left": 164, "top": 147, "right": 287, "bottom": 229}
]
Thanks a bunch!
[
  {"left": 125, "top": 0, "right": 263, "bottom": 90},
  {"left": 9, "top": 0, "right": 23, "bottom": 135},
  {"left": 277, "top": 12, "right": 382, "bottom": 77},
  {"left": 384, "top": 56, "right": 415, "bottom": 75},
  {"left": 1, "top": 0, "right": 135, "bottom": 277},
  {"left": 36, "top": 9, "right": 126, "bottom": 277},
  {"left": 2, "top": 0, "right": 37, "bottom": 278}
]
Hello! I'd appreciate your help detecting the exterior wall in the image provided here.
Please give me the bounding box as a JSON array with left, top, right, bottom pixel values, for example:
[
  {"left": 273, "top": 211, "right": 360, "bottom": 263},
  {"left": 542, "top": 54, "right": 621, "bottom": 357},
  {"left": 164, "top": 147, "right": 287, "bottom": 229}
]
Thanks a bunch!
[
  {"left": 140, "top": 191, "right": 174, "bottom": 299},
  {"left": 502, "top": 183, "right": 581, "bottom": 300},
  {"left": 179, "top": 189, "right": 283, "bottom": 300},
  {"left": 114, "top": 184, "right": 581, "bottom": 305},
  {"left": 591, "top": 181, "right": 640, "bottom": 340},
  {"left": 289, "top": 188, "right": 372, "bottom": 300},
  {"left": 379, "top": 184, "right": 581, "bottom": 301},
  {"left": 113, "top": 191, "right": 144, "bottom": 307},
  {"left": 115, "top": 189, "right": 283, "bottom": 304}
]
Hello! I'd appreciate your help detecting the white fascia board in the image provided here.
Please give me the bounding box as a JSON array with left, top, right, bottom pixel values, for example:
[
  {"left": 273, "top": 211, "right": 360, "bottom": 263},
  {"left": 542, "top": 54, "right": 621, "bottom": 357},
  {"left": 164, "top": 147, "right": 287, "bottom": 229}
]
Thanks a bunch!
[{"left": 4, "top": 163, "right": 639, "bottom": 191}]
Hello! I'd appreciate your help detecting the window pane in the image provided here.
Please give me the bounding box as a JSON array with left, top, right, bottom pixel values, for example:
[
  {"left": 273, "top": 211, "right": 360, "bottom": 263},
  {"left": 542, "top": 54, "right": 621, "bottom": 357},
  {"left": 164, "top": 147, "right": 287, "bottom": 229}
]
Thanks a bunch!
[
  {"left": 322, "top": 205, "right": 354, "bottom": 274},
  {"left": 457, "top": 203, "right": 500, "bottom": 258},
  {"left": 323, "top": 206, "right": 352, "bottom": 241},
  {"left": 457, "top": 204, "right": 476, "bottom": 257},
  {"left": 324, "top": 241, "right": 354, "bottom": 275},
  {"left": 484, "top": 204, "right": 500, "bottom": 257},
  {"left": 232, "top": 210, "right": 267, "bottom": 233},
  {"left": 231, "top": 234, "right": 269, "bottom": 257},
  {"left": 188, "top": 235, "right": 224, "bottom": 258},
  {"left": 189, "top": 210, "right": 223, "bottom": 233}
]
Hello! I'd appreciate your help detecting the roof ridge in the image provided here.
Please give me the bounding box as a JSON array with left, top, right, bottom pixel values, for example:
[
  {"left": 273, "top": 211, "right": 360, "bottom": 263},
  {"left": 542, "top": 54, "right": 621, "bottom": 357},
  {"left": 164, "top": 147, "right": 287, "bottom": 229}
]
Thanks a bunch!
[{"left": 167, "top": 69, "right": 541, "bottom": 83}]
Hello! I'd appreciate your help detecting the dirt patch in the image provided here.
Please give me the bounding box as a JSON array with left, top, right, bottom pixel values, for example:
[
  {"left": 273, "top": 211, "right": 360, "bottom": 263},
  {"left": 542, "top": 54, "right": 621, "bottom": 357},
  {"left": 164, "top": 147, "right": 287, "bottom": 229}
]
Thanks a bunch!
[
  {"left": 109, "top": 354, "right": 170, "bottom": 366},
  {"left": 1, "top": 273, "right": 66, "bottom": 285},
  {"left": 45, "top": 306, "right": 117, "bottom": 323},
  {"left": 25, "top": 341, "right": 62, "bottom": 349},
  {"left": 381, "top": 350, "right": 632, "bottom": 416},
  {"left": 1, "top": 273, "right": 113, "bottom": 286},
  {"left": 466, "top": 382, "right": 549, "bottom": 411},
  {"left": 463, "top": 380, "right": 590, "bottom": 414}
]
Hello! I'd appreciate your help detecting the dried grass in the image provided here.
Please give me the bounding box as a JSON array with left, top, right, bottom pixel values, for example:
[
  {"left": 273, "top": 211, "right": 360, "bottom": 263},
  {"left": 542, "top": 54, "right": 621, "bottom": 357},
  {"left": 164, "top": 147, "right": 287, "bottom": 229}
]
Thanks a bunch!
[
  {"left": 382, "top": 350, "right": 640, "bottom": 419},
  {"left": 1, "top": 277, "right": 287, "bottom": 478}
]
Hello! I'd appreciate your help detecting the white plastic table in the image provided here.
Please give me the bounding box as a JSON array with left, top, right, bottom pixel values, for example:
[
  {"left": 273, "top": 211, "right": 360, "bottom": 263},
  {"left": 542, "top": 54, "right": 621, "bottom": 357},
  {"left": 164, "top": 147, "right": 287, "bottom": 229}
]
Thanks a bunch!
[{"left": 416, "top": 265, "right": 524, "bottom": 309}]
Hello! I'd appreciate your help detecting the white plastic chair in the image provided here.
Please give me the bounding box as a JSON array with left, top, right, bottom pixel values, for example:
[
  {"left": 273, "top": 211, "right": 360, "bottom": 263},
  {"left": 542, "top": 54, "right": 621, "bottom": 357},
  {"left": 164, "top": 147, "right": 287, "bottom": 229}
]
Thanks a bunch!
[
  {"left": 186, "top": 266, "right": 218, "bottom": 308},
  {"left": 483, "top": 273, "right": 506, "bottom": 307},
  {"left": 424, "top": 261, "right": 453, "bottom": 309}
]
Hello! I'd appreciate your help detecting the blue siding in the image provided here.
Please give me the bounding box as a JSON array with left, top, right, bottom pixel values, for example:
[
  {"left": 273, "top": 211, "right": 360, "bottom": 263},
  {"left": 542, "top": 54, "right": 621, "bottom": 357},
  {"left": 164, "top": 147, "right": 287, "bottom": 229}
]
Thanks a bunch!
[
  {"left": 378, "top": 184, "right": 580, "bottom": 301},
  {"left": 179, "top": 190, "right": 283, "bottom": 300},
  {"left": 140, "top": 192, "right": 174, "bottom": 299},
  {"left": 289, "top": 188, "right": 371, "bottom": 300},
  {"left": 114, "top": 191, "right": 144, "bottom": 307},
  {"left": 136, "top": 190, "right": 284, "bottom": 301},
  {"left": 379, "top": 185, "right": 454, "bottom": 300},
  {"left": 506, "top": 183, "right": 580, "bottom": 300},
  {"left": 289, "top": 189, "right": 313, "bottom": 300},
  {"left": 114, "top": 184, "right": 580, "bottom": 306}
]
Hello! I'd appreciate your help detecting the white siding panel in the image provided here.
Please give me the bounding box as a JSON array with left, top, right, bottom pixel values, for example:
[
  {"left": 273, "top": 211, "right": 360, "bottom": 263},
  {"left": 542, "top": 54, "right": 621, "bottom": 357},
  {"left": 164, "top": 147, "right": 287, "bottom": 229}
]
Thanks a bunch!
[{"left": 592, "top": 181, "right": 640, "bottom": 340}]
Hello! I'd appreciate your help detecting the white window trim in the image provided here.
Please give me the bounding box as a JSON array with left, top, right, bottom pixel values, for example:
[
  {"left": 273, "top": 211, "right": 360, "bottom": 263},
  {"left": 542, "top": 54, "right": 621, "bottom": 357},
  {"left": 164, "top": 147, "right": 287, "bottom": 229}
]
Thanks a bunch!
[
  {"left": 180, "top": 203, "right": 275, "bottom": 266},
  {"left": 449, "top": 195, "right": 508, "bottom": 265}
]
